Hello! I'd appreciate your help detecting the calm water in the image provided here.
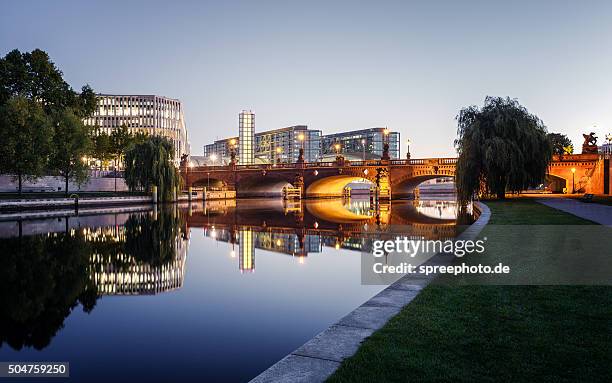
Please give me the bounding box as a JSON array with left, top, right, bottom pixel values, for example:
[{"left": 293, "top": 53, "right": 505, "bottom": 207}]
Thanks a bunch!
[{"left": 0, "top": 197, "right": 461, "bottom": 382}]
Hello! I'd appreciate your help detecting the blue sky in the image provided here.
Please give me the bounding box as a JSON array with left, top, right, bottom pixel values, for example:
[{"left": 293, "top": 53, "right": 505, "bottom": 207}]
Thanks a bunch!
[{"left": 2, "top": 0, "right": 612, "bottom": 157}]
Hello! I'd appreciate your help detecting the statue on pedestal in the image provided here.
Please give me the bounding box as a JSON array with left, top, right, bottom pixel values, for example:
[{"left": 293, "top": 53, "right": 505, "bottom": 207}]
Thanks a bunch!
[{"left": 581, "top": 132, "right": 598, "bottom": 154}]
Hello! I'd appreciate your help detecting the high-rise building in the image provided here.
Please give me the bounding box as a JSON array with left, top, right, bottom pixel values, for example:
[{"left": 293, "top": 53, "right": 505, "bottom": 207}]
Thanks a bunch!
[
  {"left": 321, "top": 128, "right": 400, "bottom": 160},
  {"left": 84, "top": 94, "right": 189, "bottom": 162},
  {"left": 239, "top": 111, "right": 255, "bottom": 165}
]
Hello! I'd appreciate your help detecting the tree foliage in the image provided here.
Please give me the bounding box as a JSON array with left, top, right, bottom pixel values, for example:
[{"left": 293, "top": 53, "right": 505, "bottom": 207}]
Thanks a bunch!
[
  {"left": 48, "top": 109, "right": 93, "bottom": 194},
  {"left": 455, "top": 97, "right": 552, "bottom": 202},
  {"left": 0, "top": 49, "right": 97, "bottom": 191},
  {"left": 0, "top": 96, "right": 53, "bottom": 193},
  {"left": 547, "top": 133, "right": 573, "bottom": 155},
  {"left": 124, "top": 136, "right": 180, "bottom": 201}
]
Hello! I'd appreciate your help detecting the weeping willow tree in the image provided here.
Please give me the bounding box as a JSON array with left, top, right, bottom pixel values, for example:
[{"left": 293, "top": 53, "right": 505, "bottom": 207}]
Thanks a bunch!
[
  {"left": 124, "top": 136, "right": 180, "bottom": 201},
  {"left": 455, "top": 97, "right": 552, "bottom": 203}
]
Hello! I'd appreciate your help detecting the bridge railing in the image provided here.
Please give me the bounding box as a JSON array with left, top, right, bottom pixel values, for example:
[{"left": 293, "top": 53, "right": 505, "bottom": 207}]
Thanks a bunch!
[{"left": 187, "top": 157, "right": 458, "bottom": 172}]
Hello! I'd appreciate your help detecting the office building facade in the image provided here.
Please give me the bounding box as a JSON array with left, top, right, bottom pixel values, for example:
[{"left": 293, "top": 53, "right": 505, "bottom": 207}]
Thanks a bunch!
[
  {"left": 203, "top": 126, "right": 322, "bottom": 164},
  {"left": 321, "top": 128, "right": 400, "bottom": 160},
  {"left": 84, "top": 94, "right": 189, "bottom": 162}
]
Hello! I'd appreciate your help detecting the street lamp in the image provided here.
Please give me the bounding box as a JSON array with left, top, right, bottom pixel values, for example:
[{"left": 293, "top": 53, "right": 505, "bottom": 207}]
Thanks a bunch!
[
  {"left": 297, "top": 133, "right": 305, "bottom": 163},
  {"left": 571, "top": 167, "right": 576, "bottom": 194},
  {"left": 406, "top": 138, "right": 411, "bottom": 160},
  {"left": 229, "top": 138, "right": 237, "bottom": 165},
  {"left": 382, "top": 127, "right": 390, "bottom": 160},
  {"left": 361, "top": 138, "right": 366, "bottom": 161},
  {"left": 334, "top": 143, "right": 341, "bottom": 155},
  {"left": 275, "top": 146, "right": 282, "bottom": 165}
]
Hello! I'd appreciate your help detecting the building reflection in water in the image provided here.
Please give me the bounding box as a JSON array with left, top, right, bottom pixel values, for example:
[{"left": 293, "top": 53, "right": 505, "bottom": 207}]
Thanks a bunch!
[{"left": 191, "top": 196, "right": 464, "bottom": 272}]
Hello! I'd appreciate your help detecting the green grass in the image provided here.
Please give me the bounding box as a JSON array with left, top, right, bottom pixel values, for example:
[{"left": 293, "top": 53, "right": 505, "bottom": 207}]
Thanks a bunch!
[{"left": 327, "top": 199, "right": 612, "bottom": 383}]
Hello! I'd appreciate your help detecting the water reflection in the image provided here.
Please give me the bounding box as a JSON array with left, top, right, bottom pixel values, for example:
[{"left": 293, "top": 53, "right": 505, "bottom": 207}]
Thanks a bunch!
[
  {"left": 191, "top": 197, "right": 463, "bottom": 272},
  {"left": 0, "top": 197, "right": 462, "bottom": 355},
  {"left": 0, "top": 209, "right": 188, "bottom": 351}
]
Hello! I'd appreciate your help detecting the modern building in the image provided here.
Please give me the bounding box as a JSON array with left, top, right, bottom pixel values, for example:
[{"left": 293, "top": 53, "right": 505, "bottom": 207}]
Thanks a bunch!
[
  {"left": 203, "top": 126, "right": 322, "bottom": 164},
  {"left": 239, "top": 111, "right": 255, "bottom": 165},
  {"left": 255, "top": 125, "right": 321, "bottom": 163},
  {"left": 321, "top": 128, "right": 400, "bottom": 161},
  {"left": 84, "top": 94, "right": 189, "bottom": 162}
]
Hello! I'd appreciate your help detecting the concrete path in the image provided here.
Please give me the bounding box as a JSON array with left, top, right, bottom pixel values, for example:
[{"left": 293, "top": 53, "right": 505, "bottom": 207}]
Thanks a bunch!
[
  {"left": 537, "top": 198, "right": 612, "bottom": 226},
  {"left": 250, "top": 202, "right": 491, "bottom": 383}
]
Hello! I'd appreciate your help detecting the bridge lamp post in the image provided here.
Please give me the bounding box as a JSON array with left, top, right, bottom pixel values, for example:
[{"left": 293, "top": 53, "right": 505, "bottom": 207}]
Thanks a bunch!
[
  {"left": 298, "top": 133, "right": 305, "bottom": 163},
  {"left": 276, "top": 147, "right": 282, "bottom": 165},
  {"left": 571, "top": 167, "right": 576, "bottom": 194},
  {"left": 406, "top": 138, "right": 411, "bottom": 160},
  {"left": 361, "top": 139, "right": 366, "bottom": 161},
  {"left": 382, "top": 128, "right": 390, "bottom": 160},
  {"left": 334, "top": 143, "right": 341, "bottom": 155}
]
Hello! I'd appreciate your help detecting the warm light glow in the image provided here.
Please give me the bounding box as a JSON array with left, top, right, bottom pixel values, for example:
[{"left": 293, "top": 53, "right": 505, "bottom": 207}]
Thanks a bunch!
[
  {"left": 298, "top": 256, "right": 305, "bottom": 264},
  {"left": 334, "top": 143, "right": 341, "bottom": 151},
  {"left": 276, "top": 239, "right": 282, "bottom": 246},
  {"left": 276, "top": 147, "right": 282, "bottom": 153},
  {"left": 229, "top": 138, "right": 236, "bottom": 146},
  {"left": 571, "top": 167, "right": 576, "bottom": 173},
  {"left": 363, "top": 169, "right": 368, "bottom": 175},
  {"left": 313, "top": 170, "right": 318, "bottom": 176},
  {"left": 335, "top": 242, "right": 340, "bottom": 250},
  {"left": 383, "top": 128, "right": 389, "bottom": 135},
  {"left": 298, "top": 133, "right": 305, "bottom": 141},
  {"left": 210, "top": 153, "right": 217, "bottom": 162},
  {"left": 361, "top": 139, "right": 366, "bottom": 144}
]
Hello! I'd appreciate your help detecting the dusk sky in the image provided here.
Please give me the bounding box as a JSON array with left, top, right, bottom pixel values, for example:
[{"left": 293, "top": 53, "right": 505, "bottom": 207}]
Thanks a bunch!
[{"left": 2, "top": 0, "right": 612, "bottom": 157}]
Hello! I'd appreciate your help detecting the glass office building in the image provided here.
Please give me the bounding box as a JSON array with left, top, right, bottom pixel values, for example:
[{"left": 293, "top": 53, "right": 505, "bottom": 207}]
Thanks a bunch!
[
  {"left": 255, "top": 125, "right": 321, "bottom": 163},
  {"left": 83, "top": 94, "right": 189, "bottom": 162},
  {"left": 239, "top": 111, "right": 255, "bottom": 165},
  {"left": 321, "top": 128, "right": 400, "bottom": 160},
  {"left": 203, "top": 126, "right": 321, "bottom": 164}
]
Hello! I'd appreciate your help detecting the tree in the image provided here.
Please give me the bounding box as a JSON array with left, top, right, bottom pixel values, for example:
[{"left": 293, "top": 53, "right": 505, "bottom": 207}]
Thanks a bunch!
[
  {"left": 48, "top": 109, "right": 92, "bottom": 195},
  {"left": 0, "top": 97, "right": 53, "bottom": 194},
  {"left": 547, "top": 133, "right": 573, "bottom": 155},
  {"left": 92, "top": 129, "right": 113, "bottom": 170},
  {"left": 109, "top": 125, "right": 133, "bottom": 192},
  {"left": 124, "top": 136, "right": 180, "bottom": 201},
  {"left": 455, "top": 97, "right": 552, "bottom": 202}
]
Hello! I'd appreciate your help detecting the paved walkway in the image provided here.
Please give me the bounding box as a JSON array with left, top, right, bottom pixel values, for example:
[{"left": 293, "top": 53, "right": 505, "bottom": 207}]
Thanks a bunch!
[{"left": 537, "top": 198, "right": 612, "bottom": 226}]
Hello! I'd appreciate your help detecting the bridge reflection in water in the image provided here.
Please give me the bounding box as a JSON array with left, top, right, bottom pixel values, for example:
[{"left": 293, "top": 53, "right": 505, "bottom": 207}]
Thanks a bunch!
[{"left": 187, "top": 197, "right": 463, "bottom": 273}]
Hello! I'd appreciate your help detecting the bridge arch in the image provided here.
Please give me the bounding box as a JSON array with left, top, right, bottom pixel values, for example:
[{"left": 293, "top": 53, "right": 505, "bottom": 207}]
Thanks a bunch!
[
  {"left": 236, "top": 173, "right": 295, "bottom": 198},
  {"left": 305, "top": 174, "right": 375, "bottom": 198},
  {"left": 392, "top": 174, "right": 455, "bottom": 198}
]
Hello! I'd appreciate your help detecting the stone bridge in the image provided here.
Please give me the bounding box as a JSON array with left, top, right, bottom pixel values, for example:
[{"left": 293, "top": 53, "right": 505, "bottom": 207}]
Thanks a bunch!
[
  {"left": 181, "top": 153, "right": 611, "bottom": 197},
  {"left": 546, "top": 154, "right": 610, "bottom": 194},
  {"left": 182, "top": 157, "right": 457, "bottom": 199}
]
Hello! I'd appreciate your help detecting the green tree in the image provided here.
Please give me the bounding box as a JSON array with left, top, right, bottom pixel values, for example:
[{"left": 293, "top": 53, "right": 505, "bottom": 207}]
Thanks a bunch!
[
  {"left": 92, "top": 128, "right": 113, "bottom": 170},
  {"left": 48, "top": 109, "right": 92, "bottom": 195},
  {"left": 547, "top": 132, "right": 573, "bottom": 155},
  {"left": 0, "top": 96, "right": 53, "bottom": 194},
  {"left": 124, "top": 136, "right": 180, "bottom": 201},
  {"left": 455, "top": 97, "right": 552, "bottom": 201}
]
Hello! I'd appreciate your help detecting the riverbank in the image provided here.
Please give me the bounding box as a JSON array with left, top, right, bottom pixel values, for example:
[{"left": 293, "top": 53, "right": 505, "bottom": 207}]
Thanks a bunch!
[
  {"left": 327, "top": 199, "right": 612, "bottom": 382},
  {"left": 250, "top": 202, "right": 490, "bottom": 382},
  {"left": 0, "top": 195, "right": 153, "bottom": 215}
]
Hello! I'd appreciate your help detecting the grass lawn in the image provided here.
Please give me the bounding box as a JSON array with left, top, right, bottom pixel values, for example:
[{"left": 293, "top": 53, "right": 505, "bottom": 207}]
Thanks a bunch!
[{"left": 327, "top": 199, "right": 612, "bottom": 383}]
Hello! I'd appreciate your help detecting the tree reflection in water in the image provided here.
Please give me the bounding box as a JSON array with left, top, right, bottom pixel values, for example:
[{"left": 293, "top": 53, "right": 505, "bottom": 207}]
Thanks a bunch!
[{"left": 0, "top": 208, "right": 186, "bottom": 351}]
